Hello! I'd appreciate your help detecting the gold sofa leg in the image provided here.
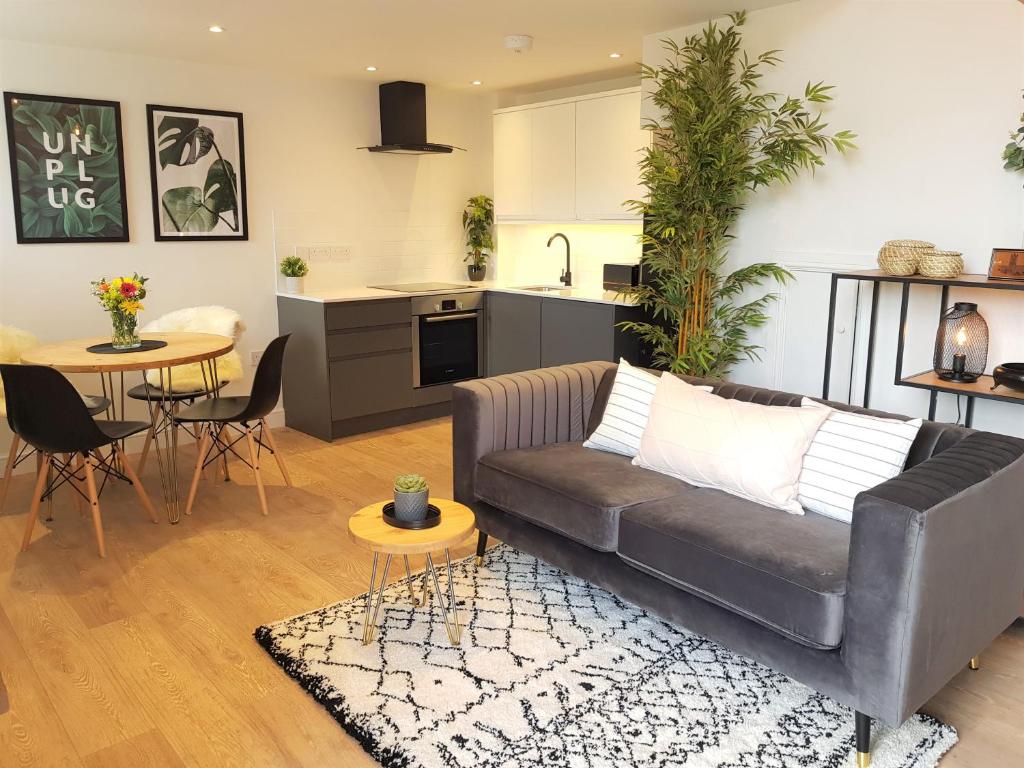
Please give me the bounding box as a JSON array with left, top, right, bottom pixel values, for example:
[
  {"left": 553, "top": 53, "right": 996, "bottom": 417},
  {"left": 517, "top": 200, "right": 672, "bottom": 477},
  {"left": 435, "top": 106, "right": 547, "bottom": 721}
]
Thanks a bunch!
[{"left": 968, "top": 655, "right": 980, "bottom": 671}]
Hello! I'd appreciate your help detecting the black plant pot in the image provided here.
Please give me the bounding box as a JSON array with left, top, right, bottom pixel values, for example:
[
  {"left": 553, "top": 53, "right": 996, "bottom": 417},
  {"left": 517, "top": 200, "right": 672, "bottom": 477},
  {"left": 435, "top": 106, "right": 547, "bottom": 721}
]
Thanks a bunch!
[{"left": 467, "top": 264, "right": 487, "bottom": 282}]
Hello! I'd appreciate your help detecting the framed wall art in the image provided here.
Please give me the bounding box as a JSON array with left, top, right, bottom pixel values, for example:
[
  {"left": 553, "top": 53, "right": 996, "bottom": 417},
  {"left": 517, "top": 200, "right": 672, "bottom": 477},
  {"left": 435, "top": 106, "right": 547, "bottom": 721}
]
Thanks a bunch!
[
  {"left": 146, "top": 104, "right": 248, "bottom": 241},
  {"left": 4, "top": 91, "right": 129, "bottom": 243},
  {"left": 988, "top": 248, "right": 1024, "bottom": 281}
]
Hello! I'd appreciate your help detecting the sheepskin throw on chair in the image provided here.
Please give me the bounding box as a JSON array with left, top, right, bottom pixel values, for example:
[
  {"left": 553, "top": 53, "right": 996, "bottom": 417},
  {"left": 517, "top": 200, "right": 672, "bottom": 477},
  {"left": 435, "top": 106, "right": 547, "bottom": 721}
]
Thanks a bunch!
[{"left": 142, "top": 305, "right": 245, "bottom": 392}]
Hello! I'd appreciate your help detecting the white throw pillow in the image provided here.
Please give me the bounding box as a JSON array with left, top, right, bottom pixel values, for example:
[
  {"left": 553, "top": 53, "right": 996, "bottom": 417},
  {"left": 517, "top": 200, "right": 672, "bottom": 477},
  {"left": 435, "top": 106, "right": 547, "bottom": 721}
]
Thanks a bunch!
[
  {"left": 583, "top": 360, "right": 710, "bottom": 458},
  {"left": 797, "top": 397, "right": 922, "bottom": 524},
  {"left": 632, "top": 375, "right": 830, "bottom": 514}
]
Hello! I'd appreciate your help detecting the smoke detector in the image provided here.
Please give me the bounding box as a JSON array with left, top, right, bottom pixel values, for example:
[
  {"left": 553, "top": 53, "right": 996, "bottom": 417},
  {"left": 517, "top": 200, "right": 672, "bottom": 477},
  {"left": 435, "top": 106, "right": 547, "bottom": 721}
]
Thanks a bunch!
[{"left": 504, "top": 34, "right": 534, "bottom": 54}]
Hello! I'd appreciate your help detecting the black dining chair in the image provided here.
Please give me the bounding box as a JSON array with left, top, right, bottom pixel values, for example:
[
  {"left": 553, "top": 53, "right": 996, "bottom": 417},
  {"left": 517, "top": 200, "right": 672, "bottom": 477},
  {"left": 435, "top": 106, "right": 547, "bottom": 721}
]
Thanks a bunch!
[
  {"left": 1, "top": 392, "right": 110, "bottom": 513},
  {"left": 175, "top": 335, "right": 292, "bottom": 517},
  {"left": 0, "top": 364, "right": 159, "bottom": 558}
]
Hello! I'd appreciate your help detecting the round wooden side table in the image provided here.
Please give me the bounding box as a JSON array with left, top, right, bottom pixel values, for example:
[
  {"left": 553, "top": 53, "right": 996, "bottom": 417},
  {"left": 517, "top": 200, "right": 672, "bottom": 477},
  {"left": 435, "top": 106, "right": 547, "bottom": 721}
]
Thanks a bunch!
[{"left": 348, "top": 498, "right": 475, "bottom": 646}]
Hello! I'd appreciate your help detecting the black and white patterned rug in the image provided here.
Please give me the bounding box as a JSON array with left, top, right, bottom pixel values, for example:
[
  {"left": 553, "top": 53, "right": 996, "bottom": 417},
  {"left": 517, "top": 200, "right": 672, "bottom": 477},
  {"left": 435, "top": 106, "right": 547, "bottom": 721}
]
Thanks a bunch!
[{"left": 255, "top": 546, "right": 957, "bottom": 768}]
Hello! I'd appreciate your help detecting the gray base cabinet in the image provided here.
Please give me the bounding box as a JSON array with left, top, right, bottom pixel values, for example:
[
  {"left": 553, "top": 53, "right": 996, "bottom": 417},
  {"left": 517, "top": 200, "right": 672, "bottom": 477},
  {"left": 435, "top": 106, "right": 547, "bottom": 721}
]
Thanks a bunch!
[
  {"left": 488, "top": 293, "right": 642, "bottom": 374},
  {"left": 486, "top": 292, "right": 541, "bottom": 376},
  {"left": 278, "top": 296, "right": 448, "bottom": 441}
]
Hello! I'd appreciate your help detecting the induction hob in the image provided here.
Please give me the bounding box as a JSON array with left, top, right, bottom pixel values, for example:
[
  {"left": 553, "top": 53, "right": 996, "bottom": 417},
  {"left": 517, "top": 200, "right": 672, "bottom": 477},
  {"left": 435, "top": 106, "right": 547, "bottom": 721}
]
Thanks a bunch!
[{"left": 368, "top": 282, "right": 474, "bottom": 292}]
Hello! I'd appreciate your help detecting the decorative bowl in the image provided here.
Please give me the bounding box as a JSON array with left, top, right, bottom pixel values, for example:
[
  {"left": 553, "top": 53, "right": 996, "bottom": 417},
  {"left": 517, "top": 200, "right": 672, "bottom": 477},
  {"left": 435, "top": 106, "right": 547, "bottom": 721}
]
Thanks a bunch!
[{"left": 992, "top": 363, "right": 1024, "bottom": 393}]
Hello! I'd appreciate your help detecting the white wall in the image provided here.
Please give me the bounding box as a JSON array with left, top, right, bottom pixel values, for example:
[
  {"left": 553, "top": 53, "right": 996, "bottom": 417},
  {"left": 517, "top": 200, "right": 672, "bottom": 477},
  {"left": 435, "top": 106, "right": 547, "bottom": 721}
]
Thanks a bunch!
[
  {"left": 0, "top": 39, "right": 493, "bottom": 448},
  {"left": 644, "top": 0, "right": 1024, "bottom": 436}
]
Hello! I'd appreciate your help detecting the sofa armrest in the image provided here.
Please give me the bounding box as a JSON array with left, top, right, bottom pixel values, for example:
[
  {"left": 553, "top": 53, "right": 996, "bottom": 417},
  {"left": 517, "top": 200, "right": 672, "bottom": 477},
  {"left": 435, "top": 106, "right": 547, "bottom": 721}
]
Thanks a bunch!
[
  {"left": 452, "top": 362, "right": 615, "bottom": 507},
  {"left": 842, "top": 431, "right": 1024, "bottom": 725}
]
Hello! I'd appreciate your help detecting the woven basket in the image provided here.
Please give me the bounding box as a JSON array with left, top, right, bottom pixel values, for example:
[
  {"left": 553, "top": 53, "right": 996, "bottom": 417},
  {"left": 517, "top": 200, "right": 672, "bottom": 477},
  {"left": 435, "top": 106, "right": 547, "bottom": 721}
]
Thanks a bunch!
[
  {"left": 877, "top": 239, "right": 934, "bottom": 276},
  {"left": 918, "top": 250, "right": 964, "bottom": 279}
]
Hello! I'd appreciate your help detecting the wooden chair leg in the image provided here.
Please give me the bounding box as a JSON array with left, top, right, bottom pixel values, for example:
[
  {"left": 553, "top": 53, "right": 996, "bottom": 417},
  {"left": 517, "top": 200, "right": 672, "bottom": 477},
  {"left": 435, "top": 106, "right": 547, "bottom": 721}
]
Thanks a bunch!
[
  {"left": 82, "top": 454, "right": 106, "bottom": 558},
  {"left": 185, "top": 425, "right": 211, "bottom": 516},
  {"left": 217, "top": 424, "right": 231, "bottom": 482},
  {"left": 244, "top": 427, "right": 269, "bottom": 516},
  {"left": 21, "top": 453, "right": 51, "bottom": 552},
  {"left": 73, "top": 453, "right": 87, "bottom": 516},
  {"left": 260, "top": 419, "right": 292, "bottom": 487},
  {"left": 0, "top": 433, "right": 21, "bottom": 512},
  {"left": 114, "top": 445, "right": 159, "bottom": 524},
  {"left": 137, "top": 401, "right": 159, "bottom": 476}
]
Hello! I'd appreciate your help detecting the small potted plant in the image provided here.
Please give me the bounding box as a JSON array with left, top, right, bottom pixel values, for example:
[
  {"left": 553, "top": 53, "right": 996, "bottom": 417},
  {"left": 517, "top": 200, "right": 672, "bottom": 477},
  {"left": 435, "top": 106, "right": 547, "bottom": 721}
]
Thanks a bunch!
[
  {"left": 280, "top": 255, "right": 309, "bottom": 293},
  {"left": 393, "top": 473, "right": 429, "bottom": 521},
  {"left": 90, "top": 273, "right": 148, "bottom": 349},
  {"left": 462, "top": 194, "right": 494, "bottom": 281}
]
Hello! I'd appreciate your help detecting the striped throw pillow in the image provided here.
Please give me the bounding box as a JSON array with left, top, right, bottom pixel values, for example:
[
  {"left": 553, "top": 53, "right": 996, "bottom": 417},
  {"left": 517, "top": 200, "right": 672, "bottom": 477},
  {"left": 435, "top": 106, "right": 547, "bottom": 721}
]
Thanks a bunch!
[
  {"left": 797, "top": 398, "right": 922, "bottom": 524},
  {"left": 584, "top": 360, "right": 710, "bottom": 458}
]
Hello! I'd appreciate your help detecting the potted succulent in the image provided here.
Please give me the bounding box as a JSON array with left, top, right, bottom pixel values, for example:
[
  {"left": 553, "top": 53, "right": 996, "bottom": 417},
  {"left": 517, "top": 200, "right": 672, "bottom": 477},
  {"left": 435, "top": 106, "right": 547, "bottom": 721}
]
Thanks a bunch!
[
  {"left": 393, "top": 473, "right": 429, "bottom": 521},
  {"left": 462, "top": 194, "right": 494, "bottom": 281},
  {"left": 280, "top": 255, "right": 309, "bottom": 294}
]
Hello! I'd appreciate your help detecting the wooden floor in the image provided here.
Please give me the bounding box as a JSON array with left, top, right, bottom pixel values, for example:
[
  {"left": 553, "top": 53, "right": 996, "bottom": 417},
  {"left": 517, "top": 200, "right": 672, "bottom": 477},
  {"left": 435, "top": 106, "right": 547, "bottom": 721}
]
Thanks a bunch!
[{"left": 0, "top": 418, "right": 1020, "bottom": 767}]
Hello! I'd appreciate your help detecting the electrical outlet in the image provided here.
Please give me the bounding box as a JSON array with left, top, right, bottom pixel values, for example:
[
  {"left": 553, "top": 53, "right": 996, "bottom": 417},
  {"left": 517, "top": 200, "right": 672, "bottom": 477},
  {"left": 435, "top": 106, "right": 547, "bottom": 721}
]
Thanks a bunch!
[
  {"left": 250, "top": 350, "right": 262, "bottom": 367},
  {"left": 329, "top": 245, "right": 352, "bottom": 261},
  {"left": 309, "top": 246, "right": 331, "bottom": 262}
]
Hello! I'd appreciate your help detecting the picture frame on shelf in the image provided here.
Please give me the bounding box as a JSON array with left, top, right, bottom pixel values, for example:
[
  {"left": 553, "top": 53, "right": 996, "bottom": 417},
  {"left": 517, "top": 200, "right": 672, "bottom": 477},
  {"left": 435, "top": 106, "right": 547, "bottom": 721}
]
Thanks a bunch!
[
  {"left": 146, "top": 104, "right": 248, "bottom": 241},
  {"left": 988, "top": 248, "right": 1024, "bottom": 281},
  {"left": 3, "top": 91, "right": 129, "bottom": 243}
]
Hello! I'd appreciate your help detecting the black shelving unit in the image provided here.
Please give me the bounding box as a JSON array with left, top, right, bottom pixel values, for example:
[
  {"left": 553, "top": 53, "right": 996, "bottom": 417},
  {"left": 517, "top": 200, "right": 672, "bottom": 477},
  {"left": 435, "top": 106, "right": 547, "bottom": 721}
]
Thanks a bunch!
[{"left": 822, "top": 269, "right": 1024, "bottom": 427}]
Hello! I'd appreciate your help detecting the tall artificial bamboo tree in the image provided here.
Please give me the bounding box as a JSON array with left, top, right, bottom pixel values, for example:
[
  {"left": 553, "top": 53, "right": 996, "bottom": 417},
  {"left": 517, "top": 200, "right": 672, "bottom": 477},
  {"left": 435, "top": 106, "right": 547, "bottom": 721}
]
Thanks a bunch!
[{"left": 622, "top": 11, "right": 855, "bottom": 377}]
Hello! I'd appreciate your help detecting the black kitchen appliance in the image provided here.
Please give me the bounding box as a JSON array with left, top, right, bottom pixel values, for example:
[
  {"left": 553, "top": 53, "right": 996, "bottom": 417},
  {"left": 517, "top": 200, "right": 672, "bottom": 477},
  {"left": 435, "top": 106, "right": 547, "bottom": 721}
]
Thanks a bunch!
[
  {"left": 360, "top": 82, "right": 464, "bottom": 155},
  {"left": 411, "top": 292, "right": 484, "bottom": 387},
  {"left": 603, "top": 263, "right": 643, "bottom": 291}
]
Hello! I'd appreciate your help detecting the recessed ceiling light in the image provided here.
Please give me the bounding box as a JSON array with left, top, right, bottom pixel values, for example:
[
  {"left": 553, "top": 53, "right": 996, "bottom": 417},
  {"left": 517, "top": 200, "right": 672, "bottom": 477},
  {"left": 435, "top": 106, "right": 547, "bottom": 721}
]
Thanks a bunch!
[
  {"left": 208, "top": 25, "right": 224, "bottom": 33},
  {"left": 471, "top": 80, "right": 482, "bottom": 86},
  {"left": 366, "top": 65, "right": 378, "bottom": 72},
  {"left": 609, "top": 52, "right": 622, "bottom": 59}
]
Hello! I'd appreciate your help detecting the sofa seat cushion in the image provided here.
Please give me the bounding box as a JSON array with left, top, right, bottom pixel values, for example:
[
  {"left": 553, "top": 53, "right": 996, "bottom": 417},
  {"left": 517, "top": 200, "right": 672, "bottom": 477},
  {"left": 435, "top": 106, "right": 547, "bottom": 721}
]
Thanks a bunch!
[
  {"left": 618, "top": 491, "right": 851, "bottom": 649},
  {"left": 475, "top": 441, "right": 691, "bottom": 551}
]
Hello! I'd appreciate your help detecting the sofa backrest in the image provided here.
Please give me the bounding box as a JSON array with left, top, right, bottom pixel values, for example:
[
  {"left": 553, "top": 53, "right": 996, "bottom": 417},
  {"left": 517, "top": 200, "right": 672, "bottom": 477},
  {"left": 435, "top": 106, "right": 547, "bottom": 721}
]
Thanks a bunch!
[{"left": 586, "top": 364, "right": 973, "bottom": 469}]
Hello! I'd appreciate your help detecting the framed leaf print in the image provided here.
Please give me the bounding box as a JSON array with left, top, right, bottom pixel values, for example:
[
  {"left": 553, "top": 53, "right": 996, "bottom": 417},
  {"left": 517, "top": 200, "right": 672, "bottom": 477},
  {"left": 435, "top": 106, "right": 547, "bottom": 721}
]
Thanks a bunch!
[
  {"left": 4, "top": 92, "right": 129, "bottom": 243},
  {"left": 146, "top": 104, "right": 248, "bottom": 241}
]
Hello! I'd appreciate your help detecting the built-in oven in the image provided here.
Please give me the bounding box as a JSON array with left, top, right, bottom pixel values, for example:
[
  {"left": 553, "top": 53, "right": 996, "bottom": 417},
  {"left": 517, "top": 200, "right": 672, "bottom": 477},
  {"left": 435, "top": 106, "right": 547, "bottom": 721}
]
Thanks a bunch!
[{"left": 411, "top": 292, "right": 484, "bottom": 387}]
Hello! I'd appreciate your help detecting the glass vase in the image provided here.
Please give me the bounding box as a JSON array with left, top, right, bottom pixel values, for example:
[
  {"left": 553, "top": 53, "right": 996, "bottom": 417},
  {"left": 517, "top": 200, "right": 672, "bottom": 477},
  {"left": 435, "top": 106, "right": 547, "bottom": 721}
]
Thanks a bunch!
[{"left": 110, "top": 310, "right": 141, "bottom": 350}]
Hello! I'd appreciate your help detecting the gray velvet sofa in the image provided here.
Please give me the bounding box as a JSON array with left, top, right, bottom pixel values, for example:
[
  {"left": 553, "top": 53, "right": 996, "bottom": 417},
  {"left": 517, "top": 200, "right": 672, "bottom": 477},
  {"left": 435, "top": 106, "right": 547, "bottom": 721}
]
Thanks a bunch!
[{"left": 452, "top": 361, "right": 1024, "bottom": 766}]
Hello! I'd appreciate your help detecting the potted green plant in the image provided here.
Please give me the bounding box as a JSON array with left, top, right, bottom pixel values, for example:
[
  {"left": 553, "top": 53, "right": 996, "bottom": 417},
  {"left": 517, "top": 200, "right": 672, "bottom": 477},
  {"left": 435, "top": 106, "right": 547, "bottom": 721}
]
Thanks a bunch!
[
  {"left": 622, "top": 12, "right": 855, "bottom": 377},
  {"left": 393, "top": 473, "right": 429, "bottom": 521},
  {"left": 280, "top": 255, "right": 309, "bottom": 294},
  {"left": 462, "top": 194, "right": 494, "bottom": 281}
]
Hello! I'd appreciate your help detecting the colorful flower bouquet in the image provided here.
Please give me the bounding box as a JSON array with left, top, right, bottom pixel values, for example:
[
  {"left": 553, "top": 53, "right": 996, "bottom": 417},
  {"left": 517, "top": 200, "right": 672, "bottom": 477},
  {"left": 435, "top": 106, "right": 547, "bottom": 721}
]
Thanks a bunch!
[{"left": 90, "top": 273, "right": 149, "bottom": 349}]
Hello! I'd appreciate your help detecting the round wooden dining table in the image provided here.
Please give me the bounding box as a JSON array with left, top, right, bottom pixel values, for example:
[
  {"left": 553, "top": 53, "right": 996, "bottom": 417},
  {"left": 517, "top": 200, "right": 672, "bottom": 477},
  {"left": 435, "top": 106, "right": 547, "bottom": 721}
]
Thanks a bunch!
[{"left": 21, "top": 332, "right": 234, "bottom": 523}]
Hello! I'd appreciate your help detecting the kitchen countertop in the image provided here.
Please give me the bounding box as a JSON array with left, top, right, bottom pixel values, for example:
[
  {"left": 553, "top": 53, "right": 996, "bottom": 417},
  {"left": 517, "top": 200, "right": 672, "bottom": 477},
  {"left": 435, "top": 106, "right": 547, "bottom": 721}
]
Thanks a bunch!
[{"left": 277, "top": 281, "right": 637, "bottom": 306}]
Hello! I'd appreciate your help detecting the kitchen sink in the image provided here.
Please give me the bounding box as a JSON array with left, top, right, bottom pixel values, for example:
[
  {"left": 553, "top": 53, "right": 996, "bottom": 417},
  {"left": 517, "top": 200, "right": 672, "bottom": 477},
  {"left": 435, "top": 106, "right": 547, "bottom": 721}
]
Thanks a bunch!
[{"left": 510, "top": 285, "right": 572, "bottom": 295}]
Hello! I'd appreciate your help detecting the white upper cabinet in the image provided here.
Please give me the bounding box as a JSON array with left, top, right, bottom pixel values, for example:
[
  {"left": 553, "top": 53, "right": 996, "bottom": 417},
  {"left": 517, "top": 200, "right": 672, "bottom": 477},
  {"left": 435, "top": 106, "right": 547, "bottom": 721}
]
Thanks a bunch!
[
  {"left": 530, "top": 103, "right": 576, "bottom": 221},
  {"left": 492, "top": 109, "right": 533, "bottom": 219},
  {"left": 574, "top": 91, "right": 647, "bottom": 220},
  {"left": 493, "top": 87, "right": 645, "bottom": 222}
]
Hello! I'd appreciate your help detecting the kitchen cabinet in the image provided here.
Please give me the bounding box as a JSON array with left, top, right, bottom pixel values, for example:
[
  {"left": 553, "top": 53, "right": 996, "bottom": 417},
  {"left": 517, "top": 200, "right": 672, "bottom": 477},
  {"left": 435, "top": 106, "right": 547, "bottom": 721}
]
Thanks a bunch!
[
  {"left": 493, "top": 87, "right": 643, "bottom": 222},
  {"left": 492, "top": 109, "right": 532, "bottom": 219},
  {"left": 574, "top": 91, "right": 647, "bottom": 220},
  {"left": 278, "top": 296, "right": 451, "bottom": 440},
  {"left": 540, "top": 298, "right": 641, "bottom": 368},
  {"left": 486, "top": 292, "right": 541, "bottom": 375},
  {"left": 492, "top": 103, "right": 574, "bottom": 221}
]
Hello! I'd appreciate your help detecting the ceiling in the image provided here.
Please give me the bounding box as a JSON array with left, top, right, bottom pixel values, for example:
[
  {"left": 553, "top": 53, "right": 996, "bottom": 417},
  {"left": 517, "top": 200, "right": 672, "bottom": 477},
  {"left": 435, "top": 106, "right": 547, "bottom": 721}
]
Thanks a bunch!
[{"left": 0, "top": 0, "right": 791, "bottom": 91}]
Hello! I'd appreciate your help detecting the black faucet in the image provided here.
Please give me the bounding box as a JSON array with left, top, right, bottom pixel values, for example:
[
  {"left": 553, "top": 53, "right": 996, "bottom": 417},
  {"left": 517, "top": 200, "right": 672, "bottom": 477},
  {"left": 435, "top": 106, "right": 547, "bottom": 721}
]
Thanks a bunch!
[{"left": 547, "top": 232, "right": 572, "bottom": 287}]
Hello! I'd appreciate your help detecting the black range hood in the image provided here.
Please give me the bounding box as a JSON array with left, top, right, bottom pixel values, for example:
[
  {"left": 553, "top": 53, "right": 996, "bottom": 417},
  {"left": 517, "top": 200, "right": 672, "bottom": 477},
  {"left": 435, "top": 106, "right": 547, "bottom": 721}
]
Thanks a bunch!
[{"left": 361, "top": 81, "right": 463, "bottom": 155}]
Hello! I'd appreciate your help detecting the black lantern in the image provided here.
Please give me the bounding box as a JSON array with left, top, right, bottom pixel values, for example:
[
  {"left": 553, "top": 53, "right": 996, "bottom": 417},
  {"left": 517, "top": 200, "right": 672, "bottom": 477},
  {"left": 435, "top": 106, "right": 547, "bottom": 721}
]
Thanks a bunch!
[{"left": 933, "top": 302, "right": 988, "bottom": 383}]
